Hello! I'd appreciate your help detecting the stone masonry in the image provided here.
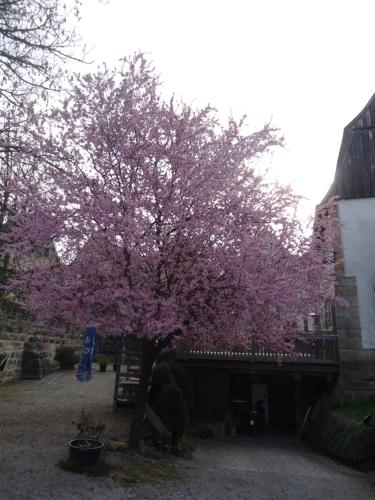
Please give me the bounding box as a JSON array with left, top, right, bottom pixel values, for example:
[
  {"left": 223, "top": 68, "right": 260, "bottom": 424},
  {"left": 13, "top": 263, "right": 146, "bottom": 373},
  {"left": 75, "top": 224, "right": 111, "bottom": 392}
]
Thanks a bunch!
[
  {"left": 335, "top": 275, "right": 375, "bottom": 403},
  {"left": 0, "top": 313, "right": 82, "bottom": 384}
]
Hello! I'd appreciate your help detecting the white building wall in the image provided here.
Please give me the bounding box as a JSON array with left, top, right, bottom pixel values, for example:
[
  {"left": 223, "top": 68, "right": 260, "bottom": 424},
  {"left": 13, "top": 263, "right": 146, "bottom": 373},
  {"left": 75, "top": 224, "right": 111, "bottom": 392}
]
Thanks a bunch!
[{"left": 338, "top": 198, "right": 375, "bottom": 348}]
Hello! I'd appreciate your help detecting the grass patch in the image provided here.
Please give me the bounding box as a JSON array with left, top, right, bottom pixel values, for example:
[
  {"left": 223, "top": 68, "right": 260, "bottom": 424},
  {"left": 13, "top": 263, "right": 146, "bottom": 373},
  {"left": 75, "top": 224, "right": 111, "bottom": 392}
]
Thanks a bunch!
[
  {"left": 58, "top": 456, "right": 116, "bottom": 477},
  {"left": 333, "top": 399, "right": 375, "bottom": 423},
  {"left": 115, "top": 455, "right": 181, "bottom": 485},
  {"left": 177, "top": 434, "right": 197, "bottom": 459}
]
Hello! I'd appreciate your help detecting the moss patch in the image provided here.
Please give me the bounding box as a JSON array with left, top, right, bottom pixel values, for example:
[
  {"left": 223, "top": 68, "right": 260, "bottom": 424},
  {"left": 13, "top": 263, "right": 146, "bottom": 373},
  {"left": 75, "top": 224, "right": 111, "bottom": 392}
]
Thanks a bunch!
[
  {"left": 114, "top": 455, "right": 181, "bottom": 485},
  {"left": 58, "top": 456, "right": 116, "bottom": 477}
]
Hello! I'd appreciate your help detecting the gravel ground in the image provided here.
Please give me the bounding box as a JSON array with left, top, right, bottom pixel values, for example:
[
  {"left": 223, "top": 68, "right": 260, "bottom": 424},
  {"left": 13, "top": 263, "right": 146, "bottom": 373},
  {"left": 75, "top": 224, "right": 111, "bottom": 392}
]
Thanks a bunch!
[{"left": 1, "top": 370, "right": 375, "bottom": 500}]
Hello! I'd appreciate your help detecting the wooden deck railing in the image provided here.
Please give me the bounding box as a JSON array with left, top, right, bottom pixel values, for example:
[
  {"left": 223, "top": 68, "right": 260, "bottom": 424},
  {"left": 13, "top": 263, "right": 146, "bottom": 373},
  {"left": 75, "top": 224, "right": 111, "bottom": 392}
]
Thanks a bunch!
[{"left": 176, "top": 333, "right": 338, "bottom": 365}]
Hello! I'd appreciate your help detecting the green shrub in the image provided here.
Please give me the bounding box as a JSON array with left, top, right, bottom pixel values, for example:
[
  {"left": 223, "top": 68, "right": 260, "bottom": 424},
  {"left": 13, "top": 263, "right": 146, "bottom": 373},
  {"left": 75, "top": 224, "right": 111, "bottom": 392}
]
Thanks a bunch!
[
  {"left": 308, "top": 407, "right": 375, "bottom": 464},
  {"left": 148, "top": 354, "right": 191, "bottom": 454},
  {"left": 149, "top": 362, "right": 175, "bottom": 402},
  {"left": 96, "top": 354, "right": 111, "bottom": 365},
  {"left": 149, "top": 358, "right": 191, "bottom": 406},
  {"left": 153, "top": 383, "right": 189, "bottom": 453},
  {"left": 169, "top": 362, "right": 191, "bottom": 402}
]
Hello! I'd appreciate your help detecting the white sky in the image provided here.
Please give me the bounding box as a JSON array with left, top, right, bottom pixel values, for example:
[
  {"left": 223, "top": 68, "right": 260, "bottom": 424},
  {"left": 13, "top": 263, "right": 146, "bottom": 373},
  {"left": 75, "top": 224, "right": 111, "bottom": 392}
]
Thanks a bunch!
[{"left": 74, "top": 0, "right": 375, "bottom": 220}]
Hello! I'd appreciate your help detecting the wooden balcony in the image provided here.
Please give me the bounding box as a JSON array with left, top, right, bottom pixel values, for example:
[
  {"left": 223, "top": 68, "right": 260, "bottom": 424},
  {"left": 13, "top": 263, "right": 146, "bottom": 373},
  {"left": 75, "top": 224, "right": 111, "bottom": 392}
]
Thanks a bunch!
[{"left": 176, "top": 333, "right": 339, "bottom": 370}]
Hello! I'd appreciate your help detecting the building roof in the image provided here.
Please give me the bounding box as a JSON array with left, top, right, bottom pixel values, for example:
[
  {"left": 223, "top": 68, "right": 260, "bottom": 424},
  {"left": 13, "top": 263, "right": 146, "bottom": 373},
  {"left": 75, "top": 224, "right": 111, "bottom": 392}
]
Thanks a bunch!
[{"left": 323, "top": 93, "right": 375, "bottom": 202}]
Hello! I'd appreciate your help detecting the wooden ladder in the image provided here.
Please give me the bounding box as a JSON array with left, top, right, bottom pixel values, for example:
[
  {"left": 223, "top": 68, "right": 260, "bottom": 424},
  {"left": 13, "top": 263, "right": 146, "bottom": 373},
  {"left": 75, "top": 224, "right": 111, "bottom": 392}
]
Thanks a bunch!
[
  {"left": 113, "top": 346, "right": 142, "bottom": 411},
  {"left": 112, "top": 342, "right": 172, "bottom": 440}
]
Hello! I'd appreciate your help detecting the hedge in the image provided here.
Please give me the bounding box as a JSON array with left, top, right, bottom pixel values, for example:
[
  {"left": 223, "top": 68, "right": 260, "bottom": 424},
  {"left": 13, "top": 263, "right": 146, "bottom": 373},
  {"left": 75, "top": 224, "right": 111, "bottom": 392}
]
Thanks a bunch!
[{"left": 307, "top": 408, "right": 375, "bottom": 465}]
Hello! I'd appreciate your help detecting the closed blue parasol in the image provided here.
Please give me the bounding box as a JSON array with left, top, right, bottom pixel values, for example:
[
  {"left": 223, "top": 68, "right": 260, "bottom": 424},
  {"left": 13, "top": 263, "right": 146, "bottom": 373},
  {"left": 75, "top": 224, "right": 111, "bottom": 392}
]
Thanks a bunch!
[{"left": 76, "top": 326, "right": 96, "bottom": 382}]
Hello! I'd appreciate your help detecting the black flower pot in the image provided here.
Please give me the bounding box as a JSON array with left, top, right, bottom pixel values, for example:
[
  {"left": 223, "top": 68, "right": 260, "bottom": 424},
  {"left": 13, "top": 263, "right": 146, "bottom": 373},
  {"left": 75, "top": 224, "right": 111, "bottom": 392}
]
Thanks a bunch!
[
  {"left": 69, "top": 439, "right": 104, "bottom": 466},
  {"left": 99, "top": 363, "right": 107, "bottom": 372}
]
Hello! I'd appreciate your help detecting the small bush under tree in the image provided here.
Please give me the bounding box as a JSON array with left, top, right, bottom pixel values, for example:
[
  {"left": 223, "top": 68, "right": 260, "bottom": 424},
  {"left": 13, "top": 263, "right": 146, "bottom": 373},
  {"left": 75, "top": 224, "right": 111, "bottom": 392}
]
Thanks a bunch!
[{"left": 153, "top": 383, "right": 189, "bottom": 454}]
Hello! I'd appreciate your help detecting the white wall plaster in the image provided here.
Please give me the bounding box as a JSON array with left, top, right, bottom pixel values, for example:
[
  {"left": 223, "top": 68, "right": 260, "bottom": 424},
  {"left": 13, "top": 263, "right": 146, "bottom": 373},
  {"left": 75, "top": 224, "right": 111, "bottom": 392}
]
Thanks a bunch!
[{"left": 339, "top": 198, "right": 375, "bottom": 348}]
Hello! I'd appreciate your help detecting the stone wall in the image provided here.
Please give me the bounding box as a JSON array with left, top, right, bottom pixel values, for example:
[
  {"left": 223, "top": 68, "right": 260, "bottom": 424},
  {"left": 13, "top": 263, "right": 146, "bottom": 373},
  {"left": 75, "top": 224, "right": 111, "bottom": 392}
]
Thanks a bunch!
[
  {"left": 335, "top": 275, "right": 375, "bottom": 403},
  {"left": 0, "top": 314, "right": 83, "bottom": 384}
]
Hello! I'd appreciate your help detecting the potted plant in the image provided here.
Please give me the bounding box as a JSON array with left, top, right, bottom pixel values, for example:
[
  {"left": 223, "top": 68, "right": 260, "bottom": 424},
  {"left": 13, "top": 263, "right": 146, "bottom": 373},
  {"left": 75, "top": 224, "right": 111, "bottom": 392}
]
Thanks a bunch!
[
  {"left": 96, "top": 353, "right": 110, "bottom": 372},
  {"left": 54, "top": 346, "right": 79, "bottom": 370},
  {"left": 69, "top": 410, "right": 105, "bottom": 466}
]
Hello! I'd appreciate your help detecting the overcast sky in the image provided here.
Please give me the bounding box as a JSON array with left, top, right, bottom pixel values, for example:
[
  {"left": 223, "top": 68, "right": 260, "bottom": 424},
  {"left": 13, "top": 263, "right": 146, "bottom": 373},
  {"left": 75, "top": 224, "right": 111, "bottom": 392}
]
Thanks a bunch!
[{"left": 75, "top": 0, "right": 375, "bottom": 219}]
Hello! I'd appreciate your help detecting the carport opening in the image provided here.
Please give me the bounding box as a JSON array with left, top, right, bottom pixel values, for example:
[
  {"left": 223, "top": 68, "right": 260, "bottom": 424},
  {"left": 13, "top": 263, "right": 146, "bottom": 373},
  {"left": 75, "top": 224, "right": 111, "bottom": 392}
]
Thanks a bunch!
[
  {"left": 228, "top": 372, "right": 332, "bottom": 435},
  {"left": 189, "top": 367, "right": 335, "bottom": 439}
]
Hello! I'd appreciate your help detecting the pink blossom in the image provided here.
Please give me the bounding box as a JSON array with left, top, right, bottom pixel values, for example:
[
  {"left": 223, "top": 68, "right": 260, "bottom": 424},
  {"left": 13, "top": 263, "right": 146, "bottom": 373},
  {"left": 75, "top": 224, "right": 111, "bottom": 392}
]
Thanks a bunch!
[{"left": 2, "top": 54, "right": 340, "bottom": 354}]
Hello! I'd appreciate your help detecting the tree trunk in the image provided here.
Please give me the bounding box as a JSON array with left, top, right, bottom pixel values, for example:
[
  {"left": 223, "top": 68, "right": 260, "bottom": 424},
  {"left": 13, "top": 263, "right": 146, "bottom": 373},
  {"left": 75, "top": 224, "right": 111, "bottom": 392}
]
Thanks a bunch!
[{"left": 127, "top": 338, "right": 158, "bottom": 449}]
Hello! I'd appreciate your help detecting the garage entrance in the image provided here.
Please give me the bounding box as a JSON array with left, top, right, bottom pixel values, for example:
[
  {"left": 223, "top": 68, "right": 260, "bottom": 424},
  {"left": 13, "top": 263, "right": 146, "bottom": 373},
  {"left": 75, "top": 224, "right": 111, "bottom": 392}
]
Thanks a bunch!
[
  {"left": 190, "top": 365, "right": 335, "bottom": 437},
  {"left": 229, "top": 372, "right": 296, "bottom": 430}
]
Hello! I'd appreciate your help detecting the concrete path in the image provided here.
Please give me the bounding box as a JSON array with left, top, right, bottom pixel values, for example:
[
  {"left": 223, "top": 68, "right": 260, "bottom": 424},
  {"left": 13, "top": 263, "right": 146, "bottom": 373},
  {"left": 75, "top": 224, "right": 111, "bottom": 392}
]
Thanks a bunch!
[
  {"left": 173, "top": 436, "right": 375, "bottom": 500},
  {"left": 1, "top": 370, "right": 375, "bottom": 499}
]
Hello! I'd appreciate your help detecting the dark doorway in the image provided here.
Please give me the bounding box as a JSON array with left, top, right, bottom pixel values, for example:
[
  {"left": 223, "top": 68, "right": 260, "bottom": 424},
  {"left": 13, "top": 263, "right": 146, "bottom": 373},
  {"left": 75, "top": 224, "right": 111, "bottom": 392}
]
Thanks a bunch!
[
  {"left": 268, "top": 375, "right": 295, "bottom": 428},
  {"left": 229, "top": 372, "right": 296, "bottom": 430}
]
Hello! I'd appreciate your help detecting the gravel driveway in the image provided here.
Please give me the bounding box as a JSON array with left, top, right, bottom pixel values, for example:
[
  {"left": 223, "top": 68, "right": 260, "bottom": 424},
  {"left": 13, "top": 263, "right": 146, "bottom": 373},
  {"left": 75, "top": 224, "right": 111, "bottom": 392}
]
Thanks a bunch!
[{"left": 1, "top": 370, "right": 375, "bottom": 499}]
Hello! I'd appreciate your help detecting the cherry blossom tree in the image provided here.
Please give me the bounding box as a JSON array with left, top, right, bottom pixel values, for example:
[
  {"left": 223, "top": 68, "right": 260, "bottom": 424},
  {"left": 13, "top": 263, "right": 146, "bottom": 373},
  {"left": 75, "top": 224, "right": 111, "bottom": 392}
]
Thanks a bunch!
[
  {"left": 0, "top": 0, "right": 89, "bottom": 304},
  {"left": 0, "top": 0, "right": 83, "bottom": 106},
  {"left": 1, "top": 54, "right": 338, "bottom": 448}
]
